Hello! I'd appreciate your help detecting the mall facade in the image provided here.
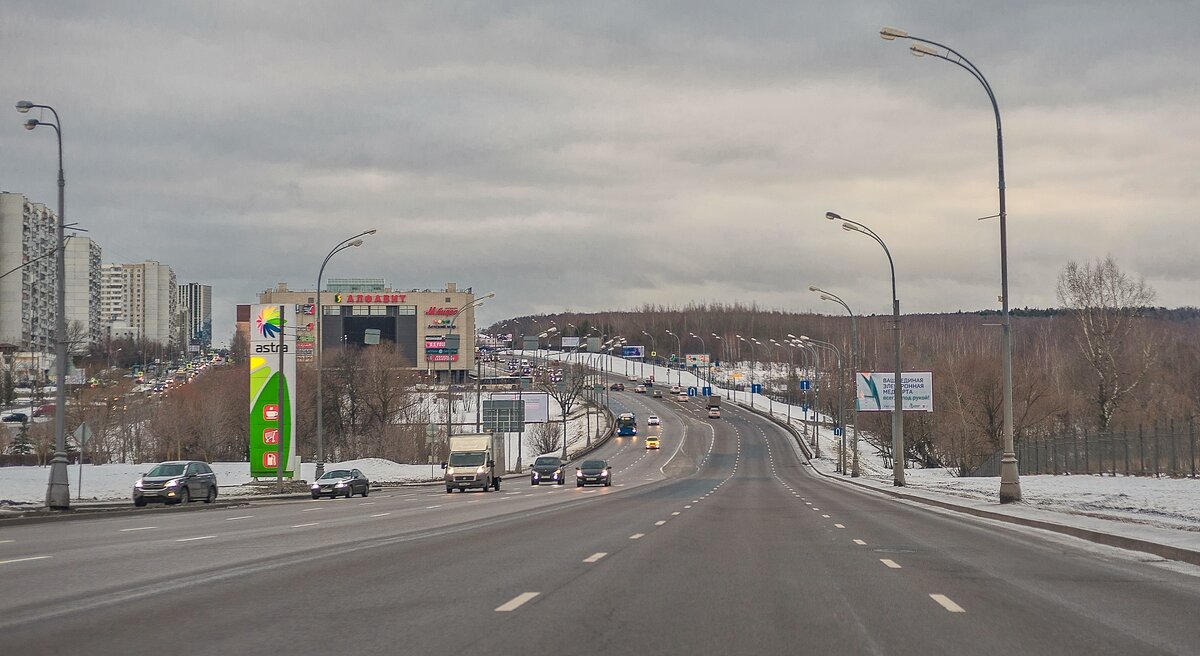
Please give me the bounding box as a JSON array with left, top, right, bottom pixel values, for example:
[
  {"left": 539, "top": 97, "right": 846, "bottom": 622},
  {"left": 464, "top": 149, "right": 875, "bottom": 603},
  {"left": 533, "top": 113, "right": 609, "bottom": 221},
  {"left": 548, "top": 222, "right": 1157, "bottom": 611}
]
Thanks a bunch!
[{"left": 251, "top": 279, "right": 478, "bottom": 382}]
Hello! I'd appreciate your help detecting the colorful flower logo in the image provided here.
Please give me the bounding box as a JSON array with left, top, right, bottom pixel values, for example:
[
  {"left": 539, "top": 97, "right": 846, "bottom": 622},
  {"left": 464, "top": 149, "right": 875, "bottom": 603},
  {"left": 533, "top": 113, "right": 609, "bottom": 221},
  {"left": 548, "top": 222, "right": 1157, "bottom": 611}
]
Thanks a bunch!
[{"left": 257, "top": 306, "right": 283, "bottom": 339}]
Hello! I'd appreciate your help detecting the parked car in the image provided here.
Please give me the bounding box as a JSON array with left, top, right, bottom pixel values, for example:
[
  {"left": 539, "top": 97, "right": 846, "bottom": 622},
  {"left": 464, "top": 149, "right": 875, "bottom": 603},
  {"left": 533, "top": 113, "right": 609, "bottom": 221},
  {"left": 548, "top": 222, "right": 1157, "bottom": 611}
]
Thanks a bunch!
[
  {"left": 530, "top": 455, "right": 566, "bottom": 485},
  {"left": 576, "top": 459, "right": 613, "bottom": 487},
  {"left": 2, "top": 412, "right": 28, "bottom": 423},
  {"left": 133, "top": 461, "right": 218, "bottom": 506},
  {"left": 311, "top": 468, "right": 370, "bottom": 498}
]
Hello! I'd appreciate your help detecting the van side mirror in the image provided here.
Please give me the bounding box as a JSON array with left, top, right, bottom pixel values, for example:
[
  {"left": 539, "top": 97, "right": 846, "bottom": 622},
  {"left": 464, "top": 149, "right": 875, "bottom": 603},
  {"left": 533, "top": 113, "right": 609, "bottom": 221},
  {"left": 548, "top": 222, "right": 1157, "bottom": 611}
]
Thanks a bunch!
[
  {"left": 487, "top": 460, "right": 495, "bottom": 468},
  {"left": 440, "top": 462, "right": 447, "bottom": 469}
]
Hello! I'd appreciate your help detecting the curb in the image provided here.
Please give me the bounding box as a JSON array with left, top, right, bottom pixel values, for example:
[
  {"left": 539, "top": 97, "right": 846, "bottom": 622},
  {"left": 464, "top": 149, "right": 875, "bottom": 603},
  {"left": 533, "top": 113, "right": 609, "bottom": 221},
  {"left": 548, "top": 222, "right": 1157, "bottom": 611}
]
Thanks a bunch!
[{"left": 736, "top": 401, "right": 1200, "bottom": 567}]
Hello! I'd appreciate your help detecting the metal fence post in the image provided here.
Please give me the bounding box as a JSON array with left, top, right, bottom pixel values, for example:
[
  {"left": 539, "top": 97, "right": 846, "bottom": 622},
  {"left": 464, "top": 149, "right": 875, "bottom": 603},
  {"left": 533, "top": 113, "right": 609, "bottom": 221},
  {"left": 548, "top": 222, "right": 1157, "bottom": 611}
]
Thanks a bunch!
[
  {"left": 1051, "top": 436, "right": 1058, "bottom": 475},
  {"left": 1153, "top": 421, "right": 1160, "bottom": 478},
  {"left": 1073, "top": 430, "right": 1079, "bottom": 474},
  {"left": 1123, "top": 425, "right": 1130, "bottom": 477},
  {"left": 1084, "top": 428, "right": 1091, "bottom": 475},
  {"left": 1170, "top": 418, "right": 1178, "bottom": 478},
  {"left": 1191, "top": 417, "right": 1197, "bottom": 479},
  {"left": 1099, "top": 429, "right": 1106, "bottom": 476},
  {"left": 1138, "top": 424, "right": 1145, "bottom": 476}
]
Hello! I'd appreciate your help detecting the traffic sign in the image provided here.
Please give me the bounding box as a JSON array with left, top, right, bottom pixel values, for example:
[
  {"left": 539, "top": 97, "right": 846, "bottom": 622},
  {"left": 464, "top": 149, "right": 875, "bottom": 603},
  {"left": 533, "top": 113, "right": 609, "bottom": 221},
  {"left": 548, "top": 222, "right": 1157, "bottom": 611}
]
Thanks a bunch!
[
  {"left": 687, "top": 386, "right": 698, "bottom": 397},
  {"left": 833, "top": 427, "right": 843, "bottom": 436},
  {"left": 750, "top": 383, "right": 762, "bottom": 394},
  {"left": 799, "top": 379, "right": 811, "bottom": 391},
  {"left": 701, "top": 387, "right": 712, "bottom": 396},
  {"left": 72, "top": 422, "right": 93, "bottom": 446}
]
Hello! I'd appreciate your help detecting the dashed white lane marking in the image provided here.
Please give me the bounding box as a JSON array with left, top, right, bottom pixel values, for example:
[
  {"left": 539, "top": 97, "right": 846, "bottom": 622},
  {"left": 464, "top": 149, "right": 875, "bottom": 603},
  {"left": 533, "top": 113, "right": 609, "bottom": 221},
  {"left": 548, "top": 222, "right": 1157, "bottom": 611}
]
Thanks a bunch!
[
  {"left": 930, "top": 594, "right": 966, "bottom": 613},
  {"left": 655, "top": 520, "right": 667, "bottom": 526},
  {"left": 684, "top": 505, "right": 692, "bottom": 509},
  {"left": 226, "top": 515, "right": 253, "bottom": 521},
  {"left": 120, "top": 526, "right": 157, "bottom": 532},
  {"left": 370, "top": 512, "right": 391, "bottom": 517},
  {"left": 0, "top": 539, "right": 15, "bottom": 544},
  {"left": 805, "top": 502, "right": 811, "bottom": 505},
  {"left": 0, "top": 555, "right": 51, "bottom": 565},
  {"left": 176, "top": 535, "right": 216, "bottom": 542},
  {"left": 835, "top": 524, "right": 846, "bottom": 529},
  {"left": 629, "top": 533, "right": 645, "bottom": 540},
  {"left": 360, "top": 502, "right": 376, "bottom": 505},
  {"left": 291, "top": 523, "right": 319, "bottom": 528},
  {"left": 880, "top": 559, "right": 902, "bottom": 569},
  {"left": 583, "top": 552, "right": 608, "bottom": 563},
  {"left": 426, "top": 505, "right": 442, "bottom": 509},
  {"left": 302, "top": 507, "right": 322, "bottom": 512},
  {"left": 495, "top": 592, "right": 540, "bottom": 612},
  {"left": 853, "top": 539, "right": 867, "bottom": 545},
  {"left": 822, "top": 514, "right": 830, "bottom": 518},
  {"left": 672, "top": 511, "right": 681, "bottom": 516}
]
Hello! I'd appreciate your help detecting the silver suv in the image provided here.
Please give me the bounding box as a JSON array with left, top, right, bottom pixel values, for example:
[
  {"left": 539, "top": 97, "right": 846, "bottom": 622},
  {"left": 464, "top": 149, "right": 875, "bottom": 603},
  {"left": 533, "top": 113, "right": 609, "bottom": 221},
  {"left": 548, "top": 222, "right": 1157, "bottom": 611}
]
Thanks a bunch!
[{"left": 133, "top": 461, "right": 218, "bottom": 506}]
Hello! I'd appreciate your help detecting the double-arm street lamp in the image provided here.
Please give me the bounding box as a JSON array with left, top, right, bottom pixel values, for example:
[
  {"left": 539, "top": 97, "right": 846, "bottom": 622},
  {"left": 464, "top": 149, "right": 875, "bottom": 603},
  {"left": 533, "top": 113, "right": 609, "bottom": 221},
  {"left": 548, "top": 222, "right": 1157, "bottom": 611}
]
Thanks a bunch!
[
  {"left": 664, "top": 330, "right": 682, "bottom": 385},
  {"left": 445, "top": 293, "right": 495, "bottom": 444},
  {"left": 798, "top": 336, "right": 845, "bottom": 473},
  {"left": 810, "top": 287, "right": 861, "bottom": 477},
  {"left": 688, "top": 333, "right": 708, "bottom": 384},
  {"left": 17, "top": 99, "right": 70, "bottom": 509},
  {"left": 315, "top": 230, "right": 376, "bottom": 478},
  {"left": 881, "top": 26, "right": 1020, "bottom": 502},
  {"left": 736, "top": 334, "right": 755, "bottom": 408},
  {"left": 826, "top": 211, "right": 905, "bottom": 486},
  {"left": 789, "top": 338, "right": 821, "bottom": 457}
]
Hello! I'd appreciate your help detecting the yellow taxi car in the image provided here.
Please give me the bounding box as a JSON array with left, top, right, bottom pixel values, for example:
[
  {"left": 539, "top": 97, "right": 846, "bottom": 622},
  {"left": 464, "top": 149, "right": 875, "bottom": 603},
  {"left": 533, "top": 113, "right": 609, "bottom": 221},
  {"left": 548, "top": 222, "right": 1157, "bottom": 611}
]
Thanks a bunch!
[{"left": 645, "top": 436, "right": 660, "bottom": 450}]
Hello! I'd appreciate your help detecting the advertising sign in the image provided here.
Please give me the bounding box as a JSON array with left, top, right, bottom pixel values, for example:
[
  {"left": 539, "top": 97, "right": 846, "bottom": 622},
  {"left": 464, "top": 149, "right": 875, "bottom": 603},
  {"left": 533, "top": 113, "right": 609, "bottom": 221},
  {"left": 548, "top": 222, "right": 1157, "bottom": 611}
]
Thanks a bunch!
[
  {"left": 856, "top": 372, "right": 934, "bottom": 412},
  {"left": 685, "top": 353, "right": 710, "bottom": 367},
  {"left": 561, "top": 336, "right": 581, "bottom": 349},
  {"left": 427, "top": 354, "right": 460, "bottom": 362},
  {"left": 483, "top": 399, "right": 525, "bottom": 432},
  {"left": 488, "top": 391, "right": 550, "bottom": 423},
  {"left": 587, "top": 336, "right": 601, "bottom": 353},
  {"left": 522, "top": 336, "right": 541, "bottom": 351},
  {"left": 622, "top": 345, "right": 645, "bottom": 359},
  {"left": 249, "top": 304, "right": 298, "bottom": 478}
]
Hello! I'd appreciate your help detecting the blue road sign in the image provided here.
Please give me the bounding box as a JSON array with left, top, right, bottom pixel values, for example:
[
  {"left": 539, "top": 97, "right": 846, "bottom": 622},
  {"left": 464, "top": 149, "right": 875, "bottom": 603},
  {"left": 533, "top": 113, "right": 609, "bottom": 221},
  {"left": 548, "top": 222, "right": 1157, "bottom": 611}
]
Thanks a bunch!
[
  {"left": 799, "top": 379, "right": 811, "bottom": 391},
  {"left": 833, "top": 427, "right": 843, "bottom": 436},
  {"left": 801, "top": 405, "right": 809, "bottom": 413},
  {"left": 750, "top": 383, "right": 763, "bottom": 394},
  {"left": 701, "top": 387, "right": 712, "bottom": 396},
  {"left": 687, "top": 386, "right": 699, "bottom": 397}
]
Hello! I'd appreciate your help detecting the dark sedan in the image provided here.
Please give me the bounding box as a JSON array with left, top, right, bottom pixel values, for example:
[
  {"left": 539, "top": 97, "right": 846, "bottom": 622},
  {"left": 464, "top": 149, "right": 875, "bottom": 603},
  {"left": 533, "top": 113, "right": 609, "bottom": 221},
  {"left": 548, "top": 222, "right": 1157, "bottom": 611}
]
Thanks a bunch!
[
  {"left": 530, "top": 455, "right": 566, "bottom": 485},
  {"left": 311, "top": 468, "right": 370, "bottom": 499},
  {"left": 576, "top": 459, "right": 612, "bottom": 487}
]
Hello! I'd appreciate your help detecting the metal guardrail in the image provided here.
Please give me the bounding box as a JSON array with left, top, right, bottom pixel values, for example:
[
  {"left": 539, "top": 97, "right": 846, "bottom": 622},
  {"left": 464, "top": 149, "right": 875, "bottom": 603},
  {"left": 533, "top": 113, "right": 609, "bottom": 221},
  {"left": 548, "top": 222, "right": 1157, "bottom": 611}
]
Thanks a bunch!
[{"left": 971, "top": 421, "right": 1200, "bottom": 478}]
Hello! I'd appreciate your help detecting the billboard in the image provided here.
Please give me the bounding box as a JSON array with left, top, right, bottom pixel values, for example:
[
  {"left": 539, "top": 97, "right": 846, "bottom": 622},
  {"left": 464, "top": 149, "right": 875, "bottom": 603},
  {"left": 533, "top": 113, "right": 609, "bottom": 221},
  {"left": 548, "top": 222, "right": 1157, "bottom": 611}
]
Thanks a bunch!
[
  {"left": 249, "top": 304, "right": 298, "bottom": 478},
  {"left": 487, "top": 391, "right": 550, "bottom": 423},
  {"left": 856, "top": 372, "right": 934, "bottom": 412},
  {"left": 522, "top": 336, "right": 541, "bottom": 351},
  {"left": 622, "top": 345, "right": 645, "bottom": 359},
  {"left": 685, "top": 353, "right": 710, "bottom": 367},
  {"left": 587, "top": 336, "right": 602, "bottom": 353},
  {"left": 561, "top": 336, "right": 581, "bottom": 349}
]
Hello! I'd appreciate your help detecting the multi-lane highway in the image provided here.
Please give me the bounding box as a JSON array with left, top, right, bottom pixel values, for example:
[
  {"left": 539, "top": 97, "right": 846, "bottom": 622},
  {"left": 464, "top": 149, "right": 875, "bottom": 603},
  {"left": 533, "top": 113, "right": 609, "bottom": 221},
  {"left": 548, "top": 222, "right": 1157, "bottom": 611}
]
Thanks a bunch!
[{"left": 2, "top": 389, "right": 1198, "bottom": 655}]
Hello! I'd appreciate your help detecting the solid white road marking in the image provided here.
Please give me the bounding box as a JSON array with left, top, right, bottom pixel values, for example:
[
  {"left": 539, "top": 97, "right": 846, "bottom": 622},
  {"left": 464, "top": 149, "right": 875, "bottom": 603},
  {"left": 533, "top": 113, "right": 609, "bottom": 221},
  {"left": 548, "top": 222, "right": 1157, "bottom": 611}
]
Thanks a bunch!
[
  {"left": 583, "top": 552, "right": 607, "bottom": 563},
  {"left": 0, "top": 539, "right": 14, "bottom": 544},
  {"left": 853, "top": 539, "right": 866, "bottom": 545},
  {"left": 655, "top": 520, "right": 666, "bottom": 526},
  {"left": 495, "top": 592, "right": 540, "bottom": 612},
  {"left": 119, "top": 526, "right": 157, "bottom": 532},
  {"left": 629, "top": 533, "right": 645, "bottom": 540},
  {"left": 426, "top": 505, "right": 442, "bottom": 509},
  {"left": 0, "top": 555, "right": 51, "bottom": 565},
  {"left": 930, "top": 594, "right": 966, "bottom": 613},
  {"left": 370, "top": 512, "right": 391, "bottom": 517},
  {"left": 880, "top": 559, "right": 902, "bottom": 569},
  {"left": 176, "top": 535, "right": 216, "bottom": 542},
  {"left": 835, "top": 524, "right": 845, "bottom": 529},
  {"left": 360, "top": 502, "right": 376, "bottom": 505},
  {"left": 291, "top": 523, "right": 319, "bottom": 528},
  {"left": 225, "top": 515, "right": 254, "bottom": 521}
]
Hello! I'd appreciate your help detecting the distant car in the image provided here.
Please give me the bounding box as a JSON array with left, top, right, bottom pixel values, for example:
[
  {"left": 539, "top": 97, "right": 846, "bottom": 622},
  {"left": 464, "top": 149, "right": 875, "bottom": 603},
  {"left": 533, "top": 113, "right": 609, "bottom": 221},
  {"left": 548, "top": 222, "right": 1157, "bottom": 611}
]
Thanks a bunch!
[
  {"left": 311, "top": 468, "right": 370, "bottom": 498},
  {"left": 133, "top": 461, "right": 218, "bottom": 506},
  {"left": 647, "top": 414, "right": 661, "bottom": 426},
  {"left": 634, "top": 385, "right": 646, "bottom": 393},
  {"left": 676, "top": 392, "right": 688, "bottom": 402},
  {"left": 645, "top": 436, "right": 660, "bottom": 450},
  {"left": 610, "top": 383, "right": 625, "bottom": 391},
  {"left": 670, "top": 386, "right": 681, "bottom": 394},
  {"left": 576, "top": 459, "right": 612, "bottom": 487},
  {"left": 651, "top": 389, "right": 663, "bottom": 398},
  {"left": 628, "top": 376, "right": 638, "bottom": 382},
  {"left": 530, "top": 455, "right": 566, "bottom": 485},
  {"left": 2, "top": 412, "right": 28, "bottom": 423}
]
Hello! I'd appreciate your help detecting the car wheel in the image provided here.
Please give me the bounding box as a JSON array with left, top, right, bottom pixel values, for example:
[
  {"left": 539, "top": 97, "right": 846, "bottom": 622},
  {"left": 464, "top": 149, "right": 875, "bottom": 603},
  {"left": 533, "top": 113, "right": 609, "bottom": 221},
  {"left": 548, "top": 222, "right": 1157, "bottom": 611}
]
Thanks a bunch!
[
  {"left": 204, "top": 485, "right": 217, "bottom": 503},
  {"left": 446, "top": 487, "right": 453, "bottom": 494},
  {"left": 558, "top": 478, "right": 564, "bottom": 485},
  {"left": 312, "top": 492, "right": 320, "bottom": 499},
  {"left": 481, "top": 480, "right": 490, "bottom": 493},
  {"left": 344, "top": 486, "right": 353, "bottom": 499},
  {"left": 178, "top": 487, "right": 190, "bottom": 505},
  {"left": 133, "top": 497, "right": 146, "bottom": 507},
  {"left": 531, "top": 479, "right": 539, "bottom": 486},
  {"left": 362, "top": 486, "right": 369, "bottom": 498},
  {"left": 494, "top": 478, "right": 501, "bottom": 491},
  {"left": 577, "top": 482, "right": 584, "bottom": 488}
]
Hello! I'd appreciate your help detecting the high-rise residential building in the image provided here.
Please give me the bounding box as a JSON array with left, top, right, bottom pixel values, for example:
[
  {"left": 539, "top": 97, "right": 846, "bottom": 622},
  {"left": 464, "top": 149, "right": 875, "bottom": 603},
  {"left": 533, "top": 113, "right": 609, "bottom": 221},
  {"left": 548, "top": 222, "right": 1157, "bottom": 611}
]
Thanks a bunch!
[
  {"left": 100, "top": 263, "right": 127, "bottom": 327},
  {"left": 177, "top": 282, "right": 213, "bottom": 350},
  {"left": 103, "top": 261, "right": 177, "bottom": 346},
  {"left": 0, "top": 192, "right": 57, "bottom": 372},
  {"left": 64, "top": 236, "right": 102, "bottom": 353}
]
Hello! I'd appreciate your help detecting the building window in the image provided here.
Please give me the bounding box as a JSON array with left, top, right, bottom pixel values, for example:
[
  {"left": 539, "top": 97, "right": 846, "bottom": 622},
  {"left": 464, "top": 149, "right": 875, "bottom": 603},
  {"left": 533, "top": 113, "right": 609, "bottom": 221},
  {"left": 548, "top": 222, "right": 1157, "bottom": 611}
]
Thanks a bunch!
[
  {"left": 396, "top": 305, "right": 416, "bottom": 316},
  {"left": 351, "top": 305, "right": 369, "bottom": 316},
  {"left": 369, "top": 305, "right": 387, "bottom": 316}
]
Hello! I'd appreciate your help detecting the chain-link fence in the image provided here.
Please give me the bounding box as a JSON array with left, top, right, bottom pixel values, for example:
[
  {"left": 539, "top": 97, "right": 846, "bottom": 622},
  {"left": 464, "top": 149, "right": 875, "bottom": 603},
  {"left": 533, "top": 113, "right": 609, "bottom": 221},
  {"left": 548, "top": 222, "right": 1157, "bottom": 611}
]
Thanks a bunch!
[{"left": 971, "top": 420, "right": 1200, "bottom": 478}]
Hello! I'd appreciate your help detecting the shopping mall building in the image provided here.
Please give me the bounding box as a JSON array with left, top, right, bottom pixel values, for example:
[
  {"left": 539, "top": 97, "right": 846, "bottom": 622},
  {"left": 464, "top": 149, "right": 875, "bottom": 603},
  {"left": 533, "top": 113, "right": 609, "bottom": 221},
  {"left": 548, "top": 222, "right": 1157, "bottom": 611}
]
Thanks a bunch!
[{"left": 247, "top": 279, "right": 478, "bottom": 382}]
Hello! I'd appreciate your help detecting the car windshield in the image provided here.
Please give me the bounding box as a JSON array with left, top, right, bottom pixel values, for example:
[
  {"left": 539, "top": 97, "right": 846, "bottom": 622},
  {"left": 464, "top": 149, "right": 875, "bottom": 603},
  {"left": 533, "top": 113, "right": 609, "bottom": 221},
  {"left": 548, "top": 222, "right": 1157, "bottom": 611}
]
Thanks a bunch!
[
  {"left": 581, "top": 460, "right": 606, "bottom": 469},
  {"left": 145, "top": 464, "right": 186, "bottom": 477},
  {"left": 534, "top": 458, "right": 560, "bottom": 466},
  {"left": 449, "top": 452, "right": 486, "bottom": 467},
  {"left": 320, "top": 470, "right": 352, "bottom": 479}
]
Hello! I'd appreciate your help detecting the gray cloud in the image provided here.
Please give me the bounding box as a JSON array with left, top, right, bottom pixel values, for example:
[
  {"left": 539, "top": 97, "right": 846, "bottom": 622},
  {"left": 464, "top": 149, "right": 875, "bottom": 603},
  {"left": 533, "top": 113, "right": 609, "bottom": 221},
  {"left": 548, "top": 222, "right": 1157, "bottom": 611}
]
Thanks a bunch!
[{"left": 2, "top": 1, "right": 1198, "bottom": 341}]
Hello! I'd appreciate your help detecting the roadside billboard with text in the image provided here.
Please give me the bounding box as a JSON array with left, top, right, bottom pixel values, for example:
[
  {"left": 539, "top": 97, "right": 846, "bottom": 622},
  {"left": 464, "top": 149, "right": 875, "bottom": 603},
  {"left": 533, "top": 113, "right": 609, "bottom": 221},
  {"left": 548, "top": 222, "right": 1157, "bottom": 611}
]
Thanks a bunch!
[
  {"left": 561, "top": 336, "right": 581, "bottom": 349},
  {"left": 622, "top": 345, "right": 645, "bottom": 359},
  {"left": 685, "top": 354, "right": 710, "bottom": 367},
  {"left": 856, "top": 372, "right": 934, "bottom": 412},
  {"left": 487, "top": 391, "right": 550, "bottom": 423}
]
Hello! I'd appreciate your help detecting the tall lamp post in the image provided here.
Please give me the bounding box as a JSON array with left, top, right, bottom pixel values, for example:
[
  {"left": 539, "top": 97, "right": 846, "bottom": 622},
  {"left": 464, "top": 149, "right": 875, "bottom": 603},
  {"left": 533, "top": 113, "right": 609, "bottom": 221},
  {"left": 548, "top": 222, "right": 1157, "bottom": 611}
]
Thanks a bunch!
[
  {"left": 710, "top": 333, "right": 722, "bottom": 387},
  {"left": 445, "top": 293, "right": 495, "bottom": 444},
  {"left": 314, "top": 229, "right": 375, "bottom": 479},
  {"left": 826, "top": 211, "right": 904, "bottom": 486},
  {"left": 641, "top": 331, "right": 657, "bottom": 379},
  {"left": 800, "top": 336, "right": 844, "bottom": 473},
  {"left": 688, "top": 333, "right": 707, "bottom": 386},
  {"left": 811, "top": 286, "right": 861, "bottom": 477},
  {"left": 792, "top": 338, "right": 821, "bottom": 457},
  {"left": 664, "top": 330, "right": 682, "bottom": 385},
  {"left": 880, "top": 26, "right": 1020, "bottom": 502},
  {"left": 736, "top": 335, "right": 755, "bottom": 408},
  {"left": 17, "top": 99, "right": 71, "bottom": 509}
]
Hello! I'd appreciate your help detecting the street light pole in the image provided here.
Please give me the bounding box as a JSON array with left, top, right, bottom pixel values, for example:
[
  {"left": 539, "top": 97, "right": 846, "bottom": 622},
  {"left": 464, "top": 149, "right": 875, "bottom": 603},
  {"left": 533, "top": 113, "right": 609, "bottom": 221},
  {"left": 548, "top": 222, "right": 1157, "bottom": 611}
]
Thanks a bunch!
[
  {"left": 811, "top": 287, "right": 861, "bottom": 477},
  {"left": 315, "top": 230, "right": 375, "bottom": 479},
  {"left": 801, "top": 337, "right": 844, "bottom": 473},
  {"left": 17, "top": 100, "right": 70, "bottom": 509},
  {"left": 688, "top": 333, "right": 707, "bottom": 387},
  {"left": 881, "top": 26, "right": 1020, "bottom": 502},
  {"left": 737, "top": 335, "right": 756, "bottom": 408},
  {"left": 827, "top": 211, "right": 904, "bottom": 485},
  {"left": 447, "top": 293, "right": 494, "bottom": 444},
  {"left": 664, "top": 330, "right": 682, "bottom": 385}
]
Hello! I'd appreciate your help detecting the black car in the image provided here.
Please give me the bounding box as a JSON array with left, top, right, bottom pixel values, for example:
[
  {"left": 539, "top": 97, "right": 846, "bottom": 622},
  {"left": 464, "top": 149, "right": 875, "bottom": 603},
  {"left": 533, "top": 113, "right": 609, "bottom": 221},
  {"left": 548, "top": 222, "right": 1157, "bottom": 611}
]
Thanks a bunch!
[
  {"left": 133, "top": 461, "right": 218, "bottom": 506},
  {"left": 576, "top": 459, "right": 613, "bottom": 487},
  {"left": 530, "top": 455, "right": 566, "bottom": 485},
  {"left": 610, "top": 383, "right": 625, "bottom": 391},
  {"left": 311, "top": 468, "right": 370, "bottom": 498},
  {"left": 2, "top": 412, "right": 28, "bottom": 423}
]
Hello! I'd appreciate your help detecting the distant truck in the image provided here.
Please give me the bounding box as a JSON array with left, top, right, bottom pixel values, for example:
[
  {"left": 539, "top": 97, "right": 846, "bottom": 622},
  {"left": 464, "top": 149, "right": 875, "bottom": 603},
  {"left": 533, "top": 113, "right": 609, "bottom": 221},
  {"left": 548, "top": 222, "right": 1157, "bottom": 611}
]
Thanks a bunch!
[
  {"left": 443, "top": 433, "right": 504, "bottom": 493},
  {"left": 706, "top": 395, "right": 721, "bottom": 419}
]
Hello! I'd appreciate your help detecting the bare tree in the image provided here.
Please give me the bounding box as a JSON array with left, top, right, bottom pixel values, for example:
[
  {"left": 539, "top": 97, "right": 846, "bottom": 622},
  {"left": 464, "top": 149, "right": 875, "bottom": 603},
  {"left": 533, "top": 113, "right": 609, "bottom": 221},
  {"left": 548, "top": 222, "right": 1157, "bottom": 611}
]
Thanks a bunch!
[
  {"left": 1056, "top": 255, "right": 1158, "bottom": 431},
  {"left": 526, "top": 421, "right": 561, "bottom": 457},
  {"left": 536, "top": 362, "right": 589, "bottom": 456}
]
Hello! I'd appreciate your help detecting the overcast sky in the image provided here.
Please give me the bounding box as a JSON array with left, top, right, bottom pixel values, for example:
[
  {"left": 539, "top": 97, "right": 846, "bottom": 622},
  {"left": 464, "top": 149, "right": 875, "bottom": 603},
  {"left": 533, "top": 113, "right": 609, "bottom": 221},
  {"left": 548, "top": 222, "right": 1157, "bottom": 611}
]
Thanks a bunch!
[{"left": 2, "top": 1, "right": 1197, "bottom": 343}]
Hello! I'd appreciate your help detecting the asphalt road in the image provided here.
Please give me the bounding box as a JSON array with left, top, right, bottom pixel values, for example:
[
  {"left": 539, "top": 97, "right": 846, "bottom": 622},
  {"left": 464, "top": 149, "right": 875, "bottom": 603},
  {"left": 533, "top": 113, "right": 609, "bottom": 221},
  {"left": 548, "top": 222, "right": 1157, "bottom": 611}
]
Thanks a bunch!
[{"left": 2, "top": 389, "right": 1198, "bottom": 655}]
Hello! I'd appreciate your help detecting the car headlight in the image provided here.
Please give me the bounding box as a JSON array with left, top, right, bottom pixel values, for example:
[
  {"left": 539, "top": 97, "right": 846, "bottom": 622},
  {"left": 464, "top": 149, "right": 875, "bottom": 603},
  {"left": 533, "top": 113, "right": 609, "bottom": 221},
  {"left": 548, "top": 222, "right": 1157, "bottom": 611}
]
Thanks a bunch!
[
  {"left": 576, "top": 470, "right": 584, "bottom": 477},
  {"left": 600, "top": 470, "right": 608, "bottom": 477},
  {"left": 165, "top": 479, "right": 179, "bottom": 488},
  {"left": 335, "top": 482, "right": 346, "bottom": 488},
  {"left": 446, "top": 467, "right": 455, "bottom": 475},
  {"left": 134, "top": 479, "right": 144, "bottom": 489},
  {"left": 311, "top": 483, "right": 320, "bottom": 489},
  {"left": 476, "top": 466, "right": 486, "bottom": 475}
]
